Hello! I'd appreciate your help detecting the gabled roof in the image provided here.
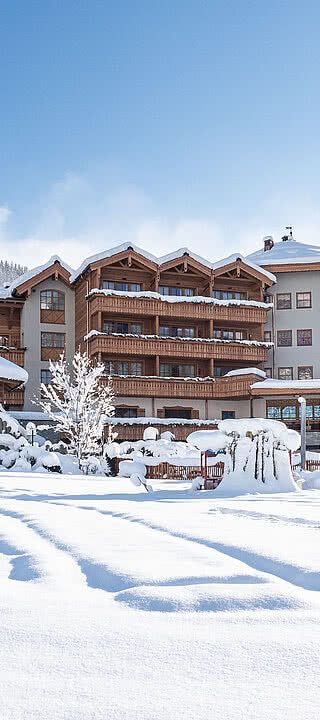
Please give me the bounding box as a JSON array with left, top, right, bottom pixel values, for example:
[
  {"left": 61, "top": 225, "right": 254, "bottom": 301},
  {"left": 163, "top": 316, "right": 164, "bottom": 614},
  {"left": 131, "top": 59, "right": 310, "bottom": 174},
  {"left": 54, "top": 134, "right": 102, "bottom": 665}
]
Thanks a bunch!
[
  {"left": 9, "top": 256, "right": 74, "bottom": 297},
  {"left": 247, "top": 239, "right": 320, "bottom": 267},
  {"left": 70, "top": 243, "right": 276, "bottom": 284}
]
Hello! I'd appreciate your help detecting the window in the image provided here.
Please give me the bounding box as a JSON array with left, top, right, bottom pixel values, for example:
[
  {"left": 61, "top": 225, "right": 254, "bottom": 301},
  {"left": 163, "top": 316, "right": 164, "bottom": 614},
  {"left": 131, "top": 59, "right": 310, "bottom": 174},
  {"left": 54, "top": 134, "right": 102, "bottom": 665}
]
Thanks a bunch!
[
  {"left": 0, "top": 335, "right": 8, "bottom": 347},
  {"left": 214, "top": 329, "right": 247, "bottom": 341},
  {"left": 40, "top": 290, "right": 65, "bottom": 311},
  {"left": 264, "top": 330, "right": 272, "bottom": 342},
  {"left": 41, "top": 332, "right": 65, "bottom": 360},
  {"left": 297, "top": 329, "right": 312, "bottom": 346},
  {"left": 184, "top": 327, "right": 195, "bottom": 338},
  {"left": 103, "top": 321, "right": 142, "bottom": 335},
  {"left": 160, "top": 364, "right": 195, "bottom": 377},
  {"left": 267, "top": 406, "right": 281, "bottom": 419},
  {"left": 298, "top": 366, "right": 313, "bottom": 380},
  {"left": 105, "top": 361, "right": 115, "bottom": 375},
  {"left": 117, "top": 283, "right": 129, "bottom": 292},
  {"left": 277, "top": 330, "right": 292, "bottom": 347},
  {"left": 221, "top": 411, "right": 235, "bottom": 420},
  {"left": 115, "top": 407, "right": 137, "bottom": 418},
  {"left": 282, "top": 405, "right": 297, "bottom": 420},
  {"left": 41, "top": 333, "right": 65, "bottom": 348},
  {"left": 296, "top": 292, "right": 312, "bottom": 309},
  {"left": 214, "top": 366, "right": 236, "bottom": 377},
  {"left": 102, "top": 281, "right": 115, "bottom": 290},
  {"left": 116, "top": 323, "right": 129, "bottom": 334},
  {"left": 159, "top": 286, "right": 194, "bottom": 297},
  {"left": 265, "top": 368, "right": 272, "bottom": 378},
  {"left": 41, "top": 369, "right": 52, "bottom": 385},
  {"left": 40, "top": 290, "right": 65, "bottom": 324},
  {"left": 101, "top": 281, "right": 141, "bottom": 292},
  {"left": 104, "top": 321, "right": 115, "bottom": 334},
  {"left": 164, "top": 408, "right": 192, "bottom": 419},
  {"left": 278, "top": 367, "right": 293, "bottom": 380},
  {"left": 159, "top": 326, "right": 195, "bottom": 338},
  {"left": 159, "top": 326, "right": 170, "bottom": 337},
  {"left": 213, "top": 291, "right": 246, "bottom": 300},
  {"left": 131, "top": 362, "right": 143, "bottom": 376},
  {"left": 276, "top": 293, "right": 291, "bottom": 310},
  {"left": 118, "top": 362, "right": 129, "bottom": 375}
]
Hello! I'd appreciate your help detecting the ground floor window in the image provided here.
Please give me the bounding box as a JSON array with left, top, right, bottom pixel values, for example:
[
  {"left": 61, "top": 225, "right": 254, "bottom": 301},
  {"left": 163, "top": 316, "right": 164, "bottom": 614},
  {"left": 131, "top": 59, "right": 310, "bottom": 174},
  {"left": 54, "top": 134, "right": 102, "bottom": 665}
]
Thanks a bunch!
[
  {"left": 114, "top": 407, "right": 138, "bottom": 418},
  {"left": 164, "top": 408, "right": 192, "bottom": 419},
  {"left": 221, "top": 411, "right": 235, "bottom": 420}
]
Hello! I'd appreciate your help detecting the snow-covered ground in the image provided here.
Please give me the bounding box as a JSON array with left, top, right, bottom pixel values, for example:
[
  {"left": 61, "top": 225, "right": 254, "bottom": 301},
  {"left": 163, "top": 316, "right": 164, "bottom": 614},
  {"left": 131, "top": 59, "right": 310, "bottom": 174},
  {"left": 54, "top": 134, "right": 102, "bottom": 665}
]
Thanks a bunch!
[{"left": 0, "top": 472, "right": 319, "bottom": 719}]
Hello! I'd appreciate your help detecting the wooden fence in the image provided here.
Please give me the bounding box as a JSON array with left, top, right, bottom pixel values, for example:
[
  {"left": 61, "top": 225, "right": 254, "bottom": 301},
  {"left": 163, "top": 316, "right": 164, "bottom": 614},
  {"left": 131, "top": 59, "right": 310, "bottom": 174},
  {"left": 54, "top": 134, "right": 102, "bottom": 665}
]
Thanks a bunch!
[
  {"left": 292, "top": 459, "right": 320, "bottom": 472},
  {"left": 115, "top": 457, "right": 225, "bottom": 484}
]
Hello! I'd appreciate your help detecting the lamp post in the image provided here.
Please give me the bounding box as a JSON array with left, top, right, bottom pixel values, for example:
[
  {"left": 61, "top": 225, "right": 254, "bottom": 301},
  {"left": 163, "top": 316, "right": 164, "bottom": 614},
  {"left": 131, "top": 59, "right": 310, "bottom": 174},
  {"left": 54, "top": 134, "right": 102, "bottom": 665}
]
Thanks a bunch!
[{"left": 298, "top": 396, "right": 306, "bottom": 471}]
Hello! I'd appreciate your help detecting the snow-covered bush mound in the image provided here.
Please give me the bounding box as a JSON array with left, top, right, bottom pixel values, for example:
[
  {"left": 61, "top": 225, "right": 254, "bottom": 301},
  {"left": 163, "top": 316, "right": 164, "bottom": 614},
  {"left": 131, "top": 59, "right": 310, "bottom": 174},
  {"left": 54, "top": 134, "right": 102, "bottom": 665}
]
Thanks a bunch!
[
  {"left": 300, "top": 472, "right": 320, "bottom": 490},
  {"left": 187, "top": 430, "right": 227, "bottom": 452},
  {"left": 119, "top": 460, "right": 147, "bottom": 478},
  {"left": 214, "top": 418, "right": 300, "bottom": 495}
]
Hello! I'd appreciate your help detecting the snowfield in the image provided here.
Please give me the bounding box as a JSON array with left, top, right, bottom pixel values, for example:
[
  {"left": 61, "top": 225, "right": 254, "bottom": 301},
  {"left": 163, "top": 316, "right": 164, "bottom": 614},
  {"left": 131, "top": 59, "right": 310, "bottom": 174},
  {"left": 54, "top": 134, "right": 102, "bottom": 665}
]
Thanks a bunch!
[{"left": 0, "top": 472, "right": 319, "bottom": 719}]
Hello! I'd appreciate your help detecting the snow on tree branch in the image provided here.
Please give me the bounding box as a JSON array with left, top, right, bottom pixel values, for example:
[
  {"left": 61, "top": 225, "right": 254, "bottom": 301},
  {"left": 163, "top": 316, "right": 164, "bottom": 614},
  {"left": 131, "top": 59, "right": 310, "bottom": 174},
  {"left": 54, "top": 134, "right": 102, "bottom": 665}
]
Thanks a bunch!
[{"left": 36, "top": 351, "right": 115, "bottom": 469}]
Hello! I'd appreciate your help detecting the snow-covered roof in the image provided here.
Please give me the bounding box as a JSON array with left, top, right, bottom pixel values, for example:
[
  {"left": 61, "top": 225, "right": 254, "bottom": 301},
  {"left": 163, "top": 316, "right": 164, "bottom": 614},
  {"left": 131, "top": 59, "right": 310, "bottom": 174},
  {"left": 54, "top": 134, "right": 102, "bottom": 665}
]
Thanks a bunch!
[
  {"left": 247, "top": 239, "right": 320, "bottom": 267},
  {"left": 0, "top": 356, "right": 28, "bottom": 384},
  {"left": 224, "top": 367, "right": 266, "bottom": 379},
  {"left": 251, "top": 378, "right": 320, "bottom": 391},
  {"left": 71, "top": 242, "right": 276, "bottom": 284},
  {"left": 2, "top": 256, "right": 75, "bottom": 298},
  {"left": 211, "top": 253, "right": 276, "bottom": 283}
]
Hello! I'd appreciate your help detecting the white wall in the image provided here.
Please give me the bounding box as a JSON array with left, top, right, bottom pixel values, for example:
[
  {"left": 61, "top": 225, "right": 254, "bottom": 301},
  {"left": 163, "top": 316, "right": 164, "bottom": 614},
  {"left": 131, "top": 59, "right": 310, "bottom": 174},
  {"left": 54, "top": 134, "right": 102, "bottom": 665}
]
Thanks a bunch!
[
  {"left": 21, "top": 278, "right": 75, "bottom": 410},
  {"left": 264, "top": 270, "right": 320, "bottom": 378}
]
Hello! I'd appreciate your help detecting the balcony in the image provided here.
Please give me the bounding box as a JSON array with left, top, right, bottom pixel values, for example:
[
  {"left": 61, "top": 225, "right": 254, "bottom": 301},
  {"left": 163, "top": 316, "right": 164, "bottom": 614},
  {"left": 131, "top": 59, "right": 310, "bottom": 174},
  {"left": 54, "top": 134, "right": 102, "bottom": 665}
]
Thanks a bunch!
[
  {"left": 101, "top": 372, "right": 261, "bottom": 400},
  {"left": 88, "top": 332, "right": 270, "bottom": 364},
  {"left": 1, "top": 390, "right": 25, "bottom": 406},
  {"left": 0, "top": 348, "right": 25, "bottom": 367},
  {"left": 88, "top": 291, "right": 270, "bottom": 325}
]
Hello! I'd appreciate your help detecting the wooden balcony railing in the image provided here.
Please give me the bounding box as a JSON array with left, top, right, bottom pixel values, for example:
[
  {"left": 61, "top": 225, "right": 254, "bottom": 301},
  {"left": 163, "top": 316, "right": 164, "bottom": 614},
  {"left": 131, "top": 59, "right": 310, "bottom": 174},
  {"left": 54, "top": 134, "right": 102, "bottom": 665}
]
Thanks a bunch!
[
  {"left": 0, "top": 390, "right": 25, "bottom": 406},
  {"left": 101, "top": 373, "right": 261, "bottom": 399},
  {"left": 88, "top": 292, "right": 269, "bottom": 324},
  {"left": 88, "top": 332, "right": 269, "bottom": 363},
  {"left": 0, "top": 348, "right": 25, "bottom": 367}
]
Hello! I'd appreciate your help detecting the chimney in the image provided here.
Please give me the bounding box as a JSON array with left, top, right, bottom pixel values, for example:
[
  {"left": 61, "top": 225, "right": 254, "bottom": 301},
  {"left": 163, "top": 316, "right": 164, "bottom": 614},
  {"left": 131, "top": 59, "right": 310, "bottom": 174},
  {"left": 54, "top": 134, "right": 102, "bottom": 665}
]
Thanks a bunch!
[{"left": 263, "top": 236, "right": 274, "bottom": 252}]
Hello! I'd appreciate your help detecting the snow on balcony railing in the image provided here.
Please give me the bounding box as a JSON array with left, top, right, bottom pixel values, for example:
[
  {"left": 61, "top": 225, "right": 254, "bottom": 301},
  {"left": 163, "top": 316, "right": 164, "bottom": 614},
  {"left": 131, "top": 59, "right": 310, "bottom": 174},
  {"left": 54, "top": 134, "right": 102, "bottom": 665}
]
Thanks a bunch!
[
  {"left": 85, "top": 329, "right": 273, "bottom": 349},
  {"left": 87, "top": 288, "right": 273, "bottom": 310}
]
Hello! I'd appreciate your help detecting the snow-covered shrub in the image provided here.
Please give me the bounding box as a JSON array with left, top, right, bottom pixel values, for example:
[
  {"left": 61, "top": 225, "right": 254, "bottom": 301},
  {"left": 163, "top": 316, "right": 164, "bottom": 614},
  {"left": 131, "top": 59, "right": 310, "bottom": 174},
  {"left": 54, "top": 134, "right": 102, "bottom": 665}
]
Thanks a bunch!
[
  {"left": 44, "top": 440, "right": 53, "bottom": 452},
  {"left": 20, "top": 445, "right": 43, "bottom": 466},
  {"left": 52, "top": 441, "right": 69, "bottom": 455},
  {"left": 12, "top": 457, "right": 32, "bottom": 472},
  {"left": 143, "top": 427, "right": 158, "bottom": 441},
  {"left": 160, "top": 431, "right": 175, "bottom": 441},
  {"left": 190, "top": 476, "right": 203, "bottom": 491},
  {"left": 119, "top": 460, "right": 147, "bottom": 478},
  {"left": 35, "top": 452, "right": 61, "bottom": 473},
  {"left": 0, "top": 433, "right": 17, "bottom": 450},
  {"left": 1, "top": 449, "right": 19, "bottom": 469},
  {"left": 129, "top": 473, "right": 153, "bottom": 493}
]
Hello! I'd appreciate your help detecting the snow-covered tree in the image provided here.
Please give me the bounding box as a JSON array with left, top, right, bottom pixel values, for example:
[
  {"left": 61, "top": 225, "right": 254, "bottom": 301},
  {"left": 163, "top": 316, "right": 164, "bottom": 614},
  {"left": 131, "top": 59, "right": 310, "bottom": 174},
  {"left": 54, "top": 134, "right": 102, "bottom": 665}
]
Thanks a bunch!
[
  {"left": 37, "top": 351, "right": 115, "bottom": 469},
  {"left": 0, "top": 260, "right": 28, "bottom": 285}
]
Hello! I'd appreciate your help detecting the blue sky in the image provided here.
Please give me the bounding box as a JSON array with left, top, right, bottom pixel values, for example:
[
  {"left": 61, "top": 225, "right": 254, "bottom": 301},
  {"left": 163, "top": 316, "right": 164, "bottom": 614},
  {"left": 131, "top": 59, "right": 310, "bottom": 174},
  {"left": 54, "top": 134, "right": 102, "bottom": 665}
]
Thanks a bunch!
[{"left": 1, "top": 0, "right": 320, "bottom": 268}]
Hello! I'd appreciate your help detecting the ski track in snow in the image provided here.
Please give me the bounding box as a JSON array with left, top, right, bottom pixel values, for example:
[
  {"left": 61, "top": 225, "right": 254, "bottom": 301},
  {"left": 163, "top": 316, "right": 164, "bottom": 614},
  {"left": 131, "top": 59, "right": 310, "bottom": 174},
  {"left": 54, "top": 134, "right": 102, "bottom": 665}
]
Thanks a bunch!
[{"left": 0, "top": 475, "right": 320, "bottom": 719}]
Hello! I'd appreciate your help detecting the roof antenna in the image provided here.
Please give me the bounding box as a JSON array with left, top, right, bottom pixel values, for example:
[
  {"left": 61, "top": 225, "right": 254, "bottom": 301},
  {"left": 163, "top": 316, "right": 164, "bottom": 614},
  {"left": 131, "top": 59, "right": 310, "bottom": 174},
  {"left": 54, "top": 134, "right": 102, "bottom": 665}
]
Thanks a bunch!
[{"left": 282, "top": 225, "right": 294, "bottom": 242}]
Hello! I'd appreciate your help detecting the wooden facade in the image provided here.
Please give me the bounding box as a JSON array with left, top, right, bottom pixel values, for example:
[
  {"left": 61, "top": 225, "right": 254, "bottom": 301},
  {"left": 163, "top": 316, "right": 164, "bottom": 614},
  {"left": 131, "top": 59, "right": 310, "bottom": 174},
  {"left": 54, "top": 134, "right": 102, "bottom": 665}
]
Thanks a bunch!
[{"left": 72, "top": 247, "right": 273, "bottom": 415}]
